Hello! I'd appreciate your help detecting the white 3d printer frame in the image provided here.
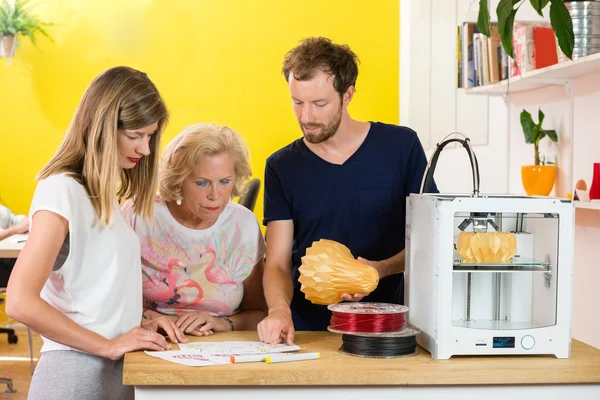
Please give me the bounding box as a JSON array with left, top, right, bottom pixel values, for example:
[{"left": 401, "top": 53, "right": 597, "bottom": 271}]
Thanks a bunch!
[
  {"left": 405, "top": 132, "right": 574, "bottom": 359},
  {"left": 405, "top": 194, "right": 574, "bottom": 360}
]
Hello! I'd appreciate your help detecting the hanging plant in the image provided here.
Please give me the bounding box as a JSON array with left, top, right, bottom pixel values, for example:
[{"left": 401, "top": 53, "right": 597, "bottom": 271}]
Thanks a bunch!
[
  {"left": 0, "top": 0, "right": 52, "bottom": 60},
  {"left": 476, "top": 0, "right": 574, "bottom": 60}
]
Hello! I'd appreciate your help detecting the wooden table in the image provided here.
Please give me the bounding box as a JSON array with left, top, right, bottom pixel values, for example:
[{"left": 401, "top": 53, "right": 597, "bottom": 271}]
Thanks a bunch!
[
  {"left": 124, "top": 331, "right": 600, "bottom": 400},
  {"left": 0, "top": 234, "right": 27, "bottom": 258}
]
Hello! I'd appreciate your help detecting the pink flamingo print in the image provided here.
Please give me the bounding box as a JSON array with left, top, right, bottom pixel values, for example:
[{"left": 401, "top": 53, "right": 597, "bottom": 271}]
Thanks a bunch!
[
  {"left": 202, "top": 247, "right": 236, "bottom": 285},
  {"left": 172, "top": 279, "right": 232, "bottom": 315},
  {"left": 171, "top": 277, "right": 232, "bottom": 315},
  {"left": 173, "top": 279, "right": 204, "bottom": 309},
  {"left": 143, "top": 258, "right": 186, "bottom": 306}
]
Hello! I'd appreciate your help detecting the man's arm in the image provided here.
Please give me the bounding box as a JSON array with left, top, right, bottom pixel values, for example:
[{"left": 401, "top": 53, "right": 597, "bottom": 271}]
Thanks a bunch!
[
  {"left": 339, "top": 250, "right": 406, "bottom": 302},
  {"left": 264, "top": 220, "right": 294, "bottom": 311},
  {"left": 257, "top": 220, "right": 295, "bottom": 345},
  {"left": 358, "top": 249, "right": 405, "bottom": 279}
]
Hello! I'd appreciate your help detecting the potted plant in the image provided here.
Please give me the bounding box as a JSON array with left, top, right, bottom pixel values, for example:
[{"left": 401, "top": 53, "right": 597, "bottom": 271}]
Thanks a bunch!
[
  {"left": 476, "top": 0, "right": 574, "bottom": 60},
  {"left": 520, "top": 108, "right": 559, "bottom": 196},
  {"left": 0, "top": 0, "right": 51, "bottom": 60}
]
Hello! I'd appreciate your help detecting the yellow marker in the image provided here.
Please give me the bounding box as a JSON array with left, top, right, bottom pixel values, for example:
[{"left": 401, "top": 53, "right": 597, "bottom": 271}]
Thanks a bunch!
[{"left": 265, "top": 352, "right": 320, "bottom": 363}]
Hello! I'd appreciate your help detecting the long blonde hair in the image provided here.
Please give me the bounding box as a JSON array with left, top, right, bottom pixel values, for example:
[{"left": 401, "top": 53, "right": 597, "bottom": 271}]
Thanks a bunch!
[{"left": 37, "top": 66, "right": 169, "bottom": 226}]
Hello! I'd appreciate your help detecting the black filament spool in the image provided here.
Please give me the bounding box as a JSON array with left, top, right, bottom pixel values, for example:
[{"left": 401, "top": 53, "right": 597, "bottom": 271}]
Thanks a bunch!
[{"left": 340, "top": 334, "right": 418, "bottom": 358}]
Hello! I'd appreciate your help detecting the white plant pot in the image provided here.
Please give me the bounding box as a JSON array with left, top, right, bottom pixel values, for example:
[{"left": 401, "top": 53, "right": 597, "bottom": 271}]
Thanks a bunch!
[{"left": 0, "top": 36, "right": 17, "bottom": 58}]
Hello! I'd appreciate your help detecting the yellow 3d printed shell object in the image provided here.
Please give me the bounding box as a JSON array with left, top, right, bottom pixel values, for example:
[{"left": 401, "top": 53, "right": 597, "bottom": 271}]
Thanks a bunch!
[
  {"left": 299, "top": 239, "right": 379, "bottom": 305},
  {"left": 457, "top": 232, "right": 517, "bottom": 263}
]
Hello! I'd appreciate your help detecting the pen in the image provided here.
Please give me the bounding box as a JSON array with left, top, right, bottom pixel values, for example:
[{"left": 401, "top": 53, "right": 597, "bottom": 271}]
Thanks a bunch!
[
  {"left": 230, "top": 352, "right": 295, "bottom": 363},
  {"left": 265, "top": 352, "right": 320, "bottom": 364},
  {"left": 18, "top": 240, "right": 27, "bottom": 243},
  {"left": 230, "top": 354, "right": 269, "bottom": 363}
]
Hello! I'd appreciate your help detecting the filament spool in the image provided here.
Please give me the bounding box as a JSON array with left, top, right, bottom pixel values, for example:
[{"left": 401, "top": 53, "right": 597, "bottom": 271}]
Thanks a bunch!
[
  {"left": 328, "top": 303, "right": 419, "bottom": 358},
  {"left": 339, "top": 330, "right": 419, "bottom": 359},
  {"left": 328, "top": 302, "right": 408, "bottom": 333}
]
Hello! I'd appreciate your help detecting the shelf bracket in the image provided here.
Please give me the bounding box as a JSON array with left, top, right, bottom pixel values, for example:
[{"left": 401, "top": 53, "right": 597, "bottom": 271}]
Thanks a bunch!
[
  {"left": 529, "top": 78, "right": 572, "bottom": 96},
  {"left": 565, "top": 79, "right": 573, "bottom": 97}
]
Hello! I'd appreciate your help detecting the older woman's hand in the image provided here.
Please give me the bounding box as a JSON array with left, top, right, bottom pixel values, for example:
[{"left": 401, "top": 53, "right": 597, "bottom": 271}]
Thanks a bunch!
[
  {"left": 175, "top": 311, "right": 229, "bottom": 336},
  {"left": 142, "top": 315, "right": 188, "bottom": 344}
]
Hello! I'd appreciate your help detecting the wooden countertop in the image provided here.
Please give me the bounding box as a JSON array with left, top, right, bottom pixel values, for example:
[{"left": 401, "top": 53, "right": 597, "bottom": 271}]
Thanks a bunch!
[{"left": 123, "top": 331, "right": 600, "bottom": 386}]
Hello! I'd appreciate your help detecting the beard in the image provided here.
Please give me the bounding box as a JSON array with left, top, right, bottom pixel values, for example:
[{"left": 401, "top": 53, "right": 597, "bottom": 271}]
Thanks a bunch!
[{"left": 301, "top": 106, "right": 342, "bottom": 144}]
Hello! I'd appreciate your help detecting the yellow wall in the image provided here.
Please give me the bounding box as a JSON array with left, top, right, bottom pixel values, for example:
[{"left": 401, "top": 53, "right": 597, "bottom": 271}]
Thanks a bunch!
[{"left": 0, "top": 0, "right": 399, "bottom": 227}]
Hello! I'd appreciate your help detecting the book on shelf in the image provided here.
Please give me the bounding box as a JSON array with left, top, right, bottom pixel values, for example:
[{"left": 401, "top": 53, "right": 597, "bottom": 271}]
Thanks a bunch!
[
  {"left": 487, "top": 24, "right": 502, "bottom": 83},
  {"left": 457, "top": 25, "right": 462, "bottom": 88},
  {"left": 511, "top": 22, "right": 558, "bottom": 77},
  {"left": 457, "top": 21, "right": 561, "bottom": 89},
  {"left": 458, "top": 22, "right": 477, "bottom": 88}
]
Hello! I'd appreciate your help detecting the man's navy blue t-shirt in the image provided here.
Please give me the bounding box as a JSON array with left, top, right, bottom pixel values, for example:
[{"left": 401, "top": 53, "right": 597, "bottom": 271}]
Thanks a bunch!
[{"left": 263, "top": 122, "right": 436, "bottom": 331}]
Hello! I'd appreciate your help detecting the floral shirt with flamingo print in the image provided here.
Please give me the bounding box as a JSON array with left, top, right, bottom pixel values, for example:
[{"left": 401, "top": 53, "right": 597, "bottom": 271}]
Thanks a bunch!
[{"left": 123, "top": 200, "right": 265, "bottom": 317}]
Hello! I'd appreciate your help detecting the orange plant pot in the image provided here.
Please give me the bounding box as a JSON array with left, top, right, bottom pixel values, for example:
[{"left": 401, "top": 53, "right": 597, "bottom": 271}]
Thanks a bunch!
[{"left": 521, "top": 165, "right": 557, "bottom": 196}]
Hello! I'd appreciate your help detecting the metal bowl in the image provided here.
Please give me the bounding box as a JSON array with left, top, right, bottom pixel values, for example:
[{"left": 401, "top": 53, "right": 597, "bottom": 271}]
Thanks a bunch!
[
  {"left": 574, "top": 35, "right": 600, "bottom": 46},
  {"left": 572, "top": 46, "right": 600, "bottom": 58},
  {"left": 566, "top": 1, "right": 600, "bottom": 18},
  {"left": 572, "top": 21, "right": 600, "bottom": 36}
]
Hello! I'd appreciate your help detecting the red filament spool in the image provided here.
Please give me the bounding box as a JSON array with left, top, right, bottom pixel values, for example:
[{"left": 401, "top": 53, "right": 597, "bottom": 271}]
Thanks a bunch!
[{"left": 328, "top": 303, "right": 408, "bottom": 334}]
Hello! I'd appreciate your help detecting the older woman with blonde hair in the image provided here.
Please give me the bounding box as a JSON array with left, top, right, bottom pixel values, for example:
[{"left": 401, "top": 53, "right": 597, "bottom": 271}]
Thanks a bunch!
[
  {"left": 7, "top": 66, "right": 171, "bottom": 400},
  {"left": 124, "top": 123, "right": 266, "bottom": 337}
]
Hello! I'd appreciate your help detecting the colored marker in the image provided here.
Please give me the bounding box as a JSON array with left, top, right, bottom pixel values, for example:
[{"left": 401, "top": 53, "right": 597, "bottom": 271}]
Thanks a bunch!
[
  {"left": 230, "top": 352, "right": 296, "bottom": 363},
  {"left": 230, "top": 354, "right": 269, "bottom": 363},
  {"left": 264, "top": 352, "right": 320, "bottom": 364}
]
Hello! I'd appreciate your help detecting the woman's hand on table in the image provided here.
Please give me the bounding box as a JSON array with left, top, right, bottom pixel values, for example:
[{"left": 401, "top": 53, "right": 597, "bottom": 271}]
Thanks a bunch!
[
  {"left": 142, "top": 315, "right": 188, "bottom": 344},
  {"left": 175, "top": 311, "right": 229, "bottom": 335},
  {"left": 103, "top": 326, "right": 171, "bottom": 360}
]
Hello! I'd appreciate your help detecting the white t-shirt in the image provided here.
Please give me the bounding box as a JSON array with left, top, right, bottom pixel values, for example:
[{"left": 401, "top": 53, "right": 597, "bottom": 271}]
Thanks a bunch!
[
  {"left": 29, "top": 173, "right": 142, "bottom": 353},
  {"left": 124, "top": 200, "right": 265, "bottom": 316}
]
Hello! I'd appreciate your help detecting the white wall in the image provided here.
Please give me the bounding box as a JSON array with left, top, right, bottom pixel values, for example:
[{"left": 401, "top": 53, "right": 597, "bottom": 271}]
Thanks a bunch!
[
  {"left": 401, "top": 0, "right": 552, "bottom": 195},
  {"left": 423, "top": 95, "right": 508, "bottom": 195},
  {"left": 400, "top": 0, "right": 600, "bottom": 349},
  {"left": 400, "top": 0, "right": 490, "bottom": 154}
]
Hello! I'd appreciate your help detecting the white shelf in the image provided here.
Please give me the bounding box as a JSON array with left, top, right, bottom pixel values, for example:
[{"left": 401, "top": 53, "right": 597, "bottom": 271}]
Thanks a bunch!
[
  {"left": 462, "top": 53, "right": 600, "bottom": 95},
  {"left": 574, "top": 202, "right": 600, "bottom": 211}
]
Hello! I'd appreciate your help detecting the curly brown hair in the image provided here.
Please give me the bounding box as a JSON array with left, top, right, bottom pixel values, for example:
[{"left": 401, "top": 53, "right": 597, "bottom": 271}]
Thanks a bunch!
[{"left": 282, "top": 37, "right": 360, "bottom": 97}]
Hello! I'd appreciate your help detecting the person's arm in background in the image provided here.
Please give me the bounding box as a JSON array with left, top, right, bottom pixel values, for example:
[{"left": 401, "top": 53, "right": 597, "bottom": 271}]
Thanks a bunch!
[
  {"left": 0, "top": 218, "right": 28, "bottom": 241},
  {"left": 6, "top": 210, "right": 170, "bottom": 360}
]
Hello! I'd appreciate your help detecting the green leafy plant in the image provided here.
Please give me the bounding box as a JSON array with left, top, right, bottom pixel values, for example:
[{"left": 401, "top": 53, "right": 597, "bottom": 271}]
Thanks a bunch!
[
  {"left": 520, "top": 108, "right": 558, "bottom": 166},
  {"left": 0, "top": 0, "right": 51, "bottom": 46},
  {"left": 477, "top": 0, "right": 574, "bottom": 60}
]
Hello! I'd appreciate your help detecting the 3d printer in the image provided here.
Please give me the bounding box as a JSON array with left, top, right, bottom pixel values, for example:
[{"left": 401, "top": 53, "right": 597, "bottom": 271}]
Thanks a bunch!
[{"left": 405, "top": 133, "right": 574, "bottom": 359}]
